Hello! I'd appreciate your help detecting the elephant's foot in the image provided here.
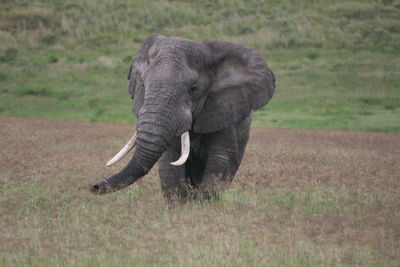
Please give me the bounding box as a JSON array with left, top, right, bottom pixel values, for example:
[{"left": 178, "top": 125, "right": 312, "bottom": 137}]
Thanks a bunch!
[
  {"left": 161, "top": 181, "right": 195, "bottom": 203},
  {"left": 196, "top": 173, "right": 231, "bottom": 201}
]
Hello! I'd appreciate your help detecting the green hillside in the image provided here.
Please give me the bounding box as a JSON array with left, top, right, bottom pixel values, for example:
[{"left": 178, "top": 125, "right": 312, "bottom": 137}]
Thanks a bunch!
[{"left": 1, "top": 0, "right": 399, "bottom": 130}]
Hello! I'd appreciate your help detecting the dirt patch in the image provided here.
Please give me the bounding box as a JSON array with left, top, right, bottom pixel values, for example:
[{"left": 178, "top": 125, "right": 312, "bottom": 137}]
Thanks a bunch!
[
  {"left": 1, "top": 117, "right": 399, "bottom": 198},
  {"left": 242, "top": 127, "right": 400, "bottom": 192},
  {"left": 1, "top": 118, "right": 398, "bottom": 185}
]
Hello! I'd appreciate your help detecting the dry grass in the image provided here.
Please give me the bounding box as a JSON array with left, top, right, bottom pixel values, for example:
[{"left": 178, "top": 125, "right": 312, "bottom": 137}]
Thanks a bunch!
[{"left": 0, "top": 118, "right": 399, "bottom": 266}]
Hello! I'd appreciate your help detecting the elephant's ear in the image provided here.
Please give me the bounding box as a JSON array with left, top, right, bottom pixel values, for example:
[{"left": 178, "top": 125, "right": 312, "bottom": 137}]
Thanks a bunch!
[
  {"left": 128, "top": 34, "right": 163, "bottom": 118},
  {"left": 192, "top": 40, "right": 275, "bottom": 133}
]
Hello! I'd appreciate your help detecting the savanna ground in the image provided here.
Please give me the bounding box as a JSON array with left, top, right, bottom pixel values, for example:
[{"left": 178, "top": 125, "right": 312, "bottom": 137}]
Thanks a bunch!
[
  {"left": 1, "top": 0, "right": 400, "bottom": 266},
  {"left": 0, "top": 118, "right": 399, "bottom": 266}
]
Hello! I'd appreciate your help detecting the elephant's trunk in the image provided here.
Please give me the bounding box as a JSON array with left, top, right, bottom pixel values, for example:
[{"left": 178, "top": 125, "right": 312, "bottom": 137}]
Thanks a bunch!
[
  {"left": 91, "top": 79, "right": 193, "bottom": 194},
  {"left": 91, "top": 112, "right": 173, "bottom": 194}
]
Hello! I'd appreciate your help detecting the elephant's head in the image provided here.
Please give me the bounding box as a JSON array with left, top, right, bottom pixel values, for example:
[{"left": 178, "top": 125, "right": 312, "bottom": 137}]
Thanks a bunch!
[{"left": 91, "top": 34, "right": 275, "bottom": 193}]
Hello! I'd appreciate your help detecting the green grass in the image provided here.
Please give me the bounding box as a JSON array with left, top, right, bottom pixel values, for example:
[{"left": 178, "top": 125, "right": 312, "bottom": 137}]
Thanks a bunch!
[{"left": 1, "top": 0, "right": 399, "bottom": 130}]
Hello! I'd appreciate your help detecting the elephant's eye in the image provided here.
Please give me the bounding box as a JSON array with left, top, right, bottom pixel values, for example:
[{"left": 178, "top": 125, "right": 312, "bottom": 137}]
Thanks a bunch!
[{"left": 189, "top": 84, "right": 197, "bottom": 95}]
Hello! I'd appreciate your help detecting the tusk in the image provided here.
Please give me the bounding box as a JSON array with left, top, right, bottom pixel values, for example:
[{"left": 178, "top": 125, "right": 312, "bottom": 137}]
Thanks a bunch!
[
  {"left": 170, "top": 131, "right": 190, "bottom": 166},
  {"left": 106, "top": 132, "right": 137, "bottom": 167}
]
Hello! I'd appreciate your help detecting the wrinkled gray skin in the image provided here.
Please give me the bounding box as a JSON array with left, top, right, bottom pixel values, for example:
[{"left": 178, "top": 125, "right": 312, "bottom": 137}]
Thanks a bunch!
[{"left": 92, "top": 34, "right": 275, "bottom": 200}]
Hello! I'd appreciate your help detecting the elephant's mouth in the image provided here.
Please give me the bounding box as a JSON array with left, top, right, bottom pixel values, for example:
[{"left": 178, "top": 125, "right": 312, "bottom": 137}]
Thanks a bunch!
[{"left": 106, "top": 131, "right": 190, "bottom": 167}]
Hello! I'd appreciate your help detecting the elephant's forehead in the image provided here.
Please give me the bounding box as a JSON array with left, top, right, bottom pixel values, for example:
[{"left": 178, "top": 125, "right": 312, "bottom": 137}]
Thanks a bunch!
[
  {"left": 149, "top": 44, "right": 184, "bottom": 60},
  {"left": 134, "top": 36, "right": 205, "bottom": 80},
  {"left": 150, "top": 38, "right": 203, "bottom": 61}
]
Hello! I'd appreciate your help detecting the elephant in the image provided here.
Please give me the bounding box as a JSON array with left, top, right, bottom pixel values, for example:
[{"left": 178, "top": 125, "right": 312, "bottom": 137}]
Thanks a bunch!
[{"left": 91, "top": 34, "right": 275, "bottom": 201}]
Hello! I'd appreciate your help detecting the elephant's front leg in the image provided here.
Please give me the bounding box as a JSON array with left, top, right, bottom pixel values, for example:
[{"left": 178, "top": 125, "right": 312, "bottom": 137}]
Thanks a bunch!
[
  {"left": 198, "top": 136, "right": 239, "bottom": 199},
  {"left": 158, "top": 148, "right": 190, "bottom": 202},
  {"left": 199, "top": 116, "right": 251, "bottom": 199},
  {"left": 200, "top": 150, "right": 237, "bottom": 200}
]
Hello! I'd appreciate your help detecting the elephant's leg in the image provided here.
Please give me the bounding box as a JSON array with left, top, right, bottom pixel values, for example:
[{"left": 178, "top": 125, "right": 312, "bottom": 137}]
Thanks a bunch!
[
  {"left": 158, "top": 148, "right": 190, "bottom": 202},
  {"left": 199, "top": 115, "right": 252, "bottom": 199},
  {"left": 199, "top": 141, "right": 236, "bottom": 199}
]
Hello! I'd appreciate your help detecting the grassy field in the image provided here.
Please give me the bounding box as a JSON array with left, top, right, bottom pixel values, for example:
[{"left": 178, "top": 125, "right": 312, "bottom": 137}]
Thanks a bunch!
[
  {"left": 0, "top": 0, "right": 399, "bottom": 130},
  {"left": 0, "top": 118, "right": 399, "bottom": 266}
]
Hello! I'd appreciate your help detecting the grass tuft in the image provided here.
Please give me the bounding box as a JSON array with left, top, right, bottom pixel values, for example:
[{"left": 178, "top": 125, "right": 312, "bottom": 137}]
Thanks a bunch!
[{"left": 0, "top": 48, "right": 18, "bottom": 63}]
